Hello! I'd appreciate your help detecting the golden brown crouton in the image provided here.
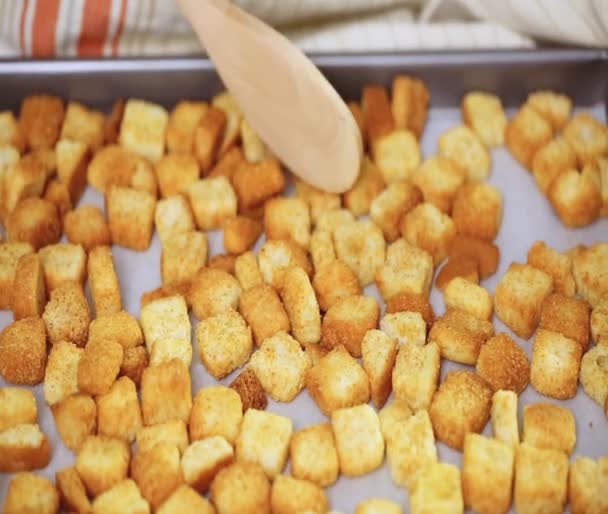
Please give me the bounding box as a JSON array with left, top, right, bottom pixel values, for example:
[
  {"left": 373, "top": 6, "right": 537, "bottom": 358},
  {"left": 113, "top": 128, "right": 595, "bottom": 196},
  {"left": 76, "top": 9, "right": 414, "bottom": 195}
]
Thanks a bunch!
[
  {"left": 429, "top": 370, "right": 493, "bottom": 450},
  {"left": 392, "top": 342, "right": 440, "bottom": 412},
  {"left": 579, "top": 344, "right": 608, "bottom": 406},
  {"left": 64, "top": 205, "right": 110, "bottom": 252},
  {"left": 294, "top": 178, "right": 341, "bottom": 226},
  {"left": 89, "top": 310, "right": 143, "bottom": 350},
  {"left": 232, "top": 158, "right": 285, "bottom": 212},
  {"left": 166, "top": 100, "right": 207, "bottom": 154},
  {"left": 523, "top": 402, "right": 576, "bottom": 455},
  {"left": 495, "top": 262, "right": 554, "bottom": 339},
  {"left": 280, "top": 266, "right": 321, "bottom": 345},
  {"left": 385, "top": 291, "right": 435, "bottom": 325},
  {"left": 449, "top": 235, "right": 500, "bottom": 279},
  {"left": 131, "top": 443, "right": 183, "bottom": 508},
  {"left": 193, "top": 106, "right": 226, "bottom": 172},
  {"left": 120, "top": 346, "right": 148, "bottom": 386},
  {"left": 209, "top": 146, "right": 245, "bottom": 181},
  {"left": 454, "top": 183, "right": 503, "bottom": 242},
  {"left": 77, "top": 337, "right": 123, "bottom": 396},
  {"left": 2, "top": 154, "right": 47, "bottom": 219},
  {"left": 491, "top": 389, "right": 519, "bottom": 448},
  {"left": 234, "top": 251, "right": 263, "bottom": 291},
  {"left": 527, "top": 240, "right": 575, "bottom": 297},
  {"left": 411, "top": 156, "right": 466, "bottom": 214},
  {"left": 372, "top": 130, "right": 421, "bottom": 183},
  {"left": 550, "top": 163, "right": 603, "bottom": 227},
  {"left": 60, "top": 101, "right": 104, "bottom": 150},
  {"left": 361, "top": 329, "right": 398, "bottom": 408},
  {"left": 271, "top": 476, "right": 329, "bottom": 514},
  {"left": 591, "top": 297, "right": 608, "bottom": 344},
  {"left": 0, "top": 111, "right": 25, "bottom": 151},
  {"left": 362, "top": 85, "right": 394, "bottom": 144},
  {"left": 196, "top": 310, "right": 252, "bottom": 379},
  {"left": 435, "top": 256, "right": 479, "bottom": 290},
  {"left": 527, "top": 91, "right": 572, "bottom": 131},
  {"left": 161, "top": 231, "right": 207, "bottom": 287},
  {"left": 462, "top": 433, "right": 514, "bottom": 514},
  {"left": 189, "top": 266, "right": 241, "bottom": 320},
  {"left": 569, "top": 458, "right": 604, "bottom": 514},
  {"left": 439, "top": 125, "right": 491, "bottom": 181},
  {"left": 4, "top": 472, "right": 59, "bottom": 514},
  {"left": 97, "top": 376, "right": 142, "bottom": 442},
  {"left": 443, "top": 277, "right": 493, "bottom": 321},
  {"left": 189, "top": 385, "right": 242, "bottom": 444},
  {"left": 212, "top": 91, "right": 242, "bottom": 156},
  {"left": 136, "top": 420, "right": 189, "bottom": 455},
  {"left": 210, "top": 461, "right": 271, "bottom": 514},
  {"left": 52, "top": 394, "right": 96, "bottom": 452},
  {"left": 316, "top": 207, "right": 355, "bottom": 232},
  {"left": 106, "top": 185, "right": 156, "bottom": 251},
  {"left": 181, "top": 437, "right": 233, "bottom": 494},
  {"left": 87, "top": 144, "right": 152, "bottom": 193},
  {"left": 380, "top": 399, "right": 413, "bottom": 445},
  {"left": 187, "top": 176, "right": 237, "bottom": 230},
  {"left": 0, "top": 423, "right": 51, "bottom": 472},
  {"left": 370, "top": 180, "right": 422, "bottom": 242},
  {"left": 429, "top": 308, "right": 494, "bottom": 365},
  {"left": 238, "top": 283, "right": 289, "bottom": 345},
  {"left": 571, "top": 243, "right": 608, "bottom": 307},
  {"left": 154, "top": 194, "right": 195, "bottom": 243},
  {"left": 539, "top": 293, "right": 590, "bottom": 351},
  {"left": 19, "top": 94, "right": 64, "bottom": 150},
  {"left": 392, "top": 74, "right": 429, "bottom": 139},
  {"left": 39, "top": 243, "right": 87, "bottom": 293},
  {"left": 264, "top": 197, "right": 311, "bottom": 249},
  {"left": 119, "top": 99, "right": 168, "bottom": 162},
  {"left": 42, "top": 180, "right": 72, "bottom": 222},
  {"left": 0, "top": 388, "right": 37, "bottom": 432},
  {"left": 462, "top": 91, "right": 507, "bottom": 147},
  {"left": 532, "top": 137, "right": 577, "bottom": 194},
  {"left": 140, "top": 294, "right": 190, "bottom": 349},
  {"left": 223, "top": 216, "right": 262, "bottom": 255},
  {"left": 343, "top": 157, "right": 385, "bottom": 216},
  {"left": 240, "top": 117, "right": 266, "bottom": 163},
  {"left": 87, "top": 245, "right": 122, "bottom": 317},
  {"left": 43, "top": 341, "right": 82, "bottom": 406},
  {"left": 207, "top": 253, "right": 237, "bottom": 273},
  {"left": 514, "top": 444, "right": 568, "bottom": 514},
  {"left": 42, "top": 280, "right": 90, "bottom": 346},
  {"left": 410, "top": 462, "right": 463, "bottom": 514},
  {"left": 155, "top": 154, "right": 200, "bottom": 200},
  {"left": 380, "top": 311, "right": 426, "bottom": 347},
  {"left": 506, "top": 104, "right": 553, "bottom": 169},
  {"left": 476, "top": 333, "right": 530, "bottom": 394},
  {"left": 356, "top": 499, "right": 402, "bottom": 514},
  {"left": 307, "top": 345, "right": 370, "bottom": 415},
  {"left": 56, "top": 466, "right": 92, "bottom": 514},
  {"left": 312, "top": 261, "right": 360, "bottom": 313},
  {"left": 400, "top": 202, "right": 457, "bottom": 266},
  {"left": 309, "top": 229, "right": 336, "bottom": 274},
  {"left": 10, "top": 252, "right": 45, "bottom": 320},
  {"left": 7, "top": 197, "right": 61, "bottom": 250},
  {"left": 230, "top": 367, "right": 267, "bottom": 412},
  {"left": 0, "top": 316, "right": 47, "bottom": 385},
  {"left": 563, "top": 112, "right": 608, "bottom": 166},
  {"left": 55, "top": 138, "right": 89, "bottom": 203},
  {"left": 531, "top": 328, "right": 582, "bottom": 400},
  {"left": 290, "top": 423, "right": 339, "bottom": 487},
  {"left": 91, "top": 479, "right": 150, "bottom": 514},
  {"left": 104, "top": 99, "right": 125, "bottom": 144},
  {"left": 141, "top": 359, "right": 192, "bottom": 426}
]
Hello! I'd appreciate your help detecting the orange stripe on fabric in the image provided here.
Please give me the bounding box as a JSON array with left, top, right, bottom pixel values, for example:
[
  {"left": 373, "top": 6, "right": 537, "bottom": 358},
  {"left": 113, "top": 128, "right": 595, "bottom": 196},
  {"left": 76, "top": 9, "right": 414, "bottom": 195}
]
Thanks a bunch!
[
  {"left": 32, "top": 0, "right": 60, "bottom": 57},
  {"left": 78, "top": 0, "right": 112, "bottom": 56},
  {"left": 112, "top": 0, "right": 128, "bottom": 56},
  {"left": 19, "top": 0, "right": 30, "bottom": 55}
]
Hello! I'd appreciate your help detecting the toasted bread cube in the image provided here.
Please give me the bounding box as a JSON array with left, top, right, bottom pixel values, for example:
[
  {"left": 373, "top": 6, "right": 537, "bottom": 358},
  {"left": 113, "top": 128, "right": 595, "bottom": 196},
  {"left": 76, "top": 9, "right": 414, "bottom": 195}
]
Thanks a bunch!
[
  {"left": 531, "top": 329, "right": 582, "bottom": 400},
  {"left": 55, "top": 138, "right": 89, "bottom": 203},
  {"left": 435, "top": 256, "right": 479, "bottom": 290},
  {"left": 209, "top": 146, "right": 245, "bottom": 180},
  {"left": 131, "top": 442, "right": 183, "bottom": 508},
  {"left": 187, "top": 176, "right": 237, "bottom": 230},
  {"left": 154, "top": 194, "right": 195, "bottom": 244},
  {"left": 361, "top": 329, "right": 398, "bottom": 408},
  {"left": 140, "top": 294, "right": 190, "bottom": 352},
  {"left": 579, "top": 344, "right": 608, "bottom": 406},
  {"left": 321, "top": 295, "right": 379, "bottom": 357},
  {"left": 410, "top": 462, "right": 462, "bottom": 514},
  {"left": 563, "top": 112, "right": 608, "bottom": 166},
  {"left": 539, "top": 293, "right": 590, "bottom": 352},
  {"left": 61, "top": 101, "right": 105, "bottom": 150},
  {"left": 514, "top": 444, "right": 568, "bottom": 514},
  {"left": 157, "top": 484, "right": 216, "bottom": 514},
  {"left": 249, "top": 331, "right": 312, "bottom": 402},
  {"left": 462, "top": 91, "right": 507, "bottom": 147},
  {"left": 506, "top": 104, "right": 554, "bottom": 169},
  {"left": 43, "top": 341, "right": 82, "bottom": 406},
  {"left": 207, "top": 253, "right": 236, "bottom": 273},
  {"left": 211, "top": 461, "right": 270, "bottom": 514},
  {"left": 189, "top": 385, "right": 242, "bottom": 444},
  {"left": 462, "top": 433, "right": 514, "bottom": 514},
  {"left": 223, "top": 216, "right": 262, "bottom": 255},
  {"left": 264, "top": 197, "right": 311, "bottom": 248},
  {"left": 181, "top": 437, "right": 233, "bottom": 493},
  {"left": 89, "top": 310, "right": 143, "bottom": 350},
  {"left": 10, "top": 253, "right": 45, "bottom": 320},
  {"left": 120, "top": 346, "right": 149, "bottom": 386},
  {"left": 106, "top": 185, "right": 156, "bottom": 251},
  {"left": 240, "top": 117, "right": 266, "bottom": 162},
  {"left": 495, "top": 262, "right": 553, "bottom": 339},
  {"left": 77, "top": 337, "right": 123, "bottom": 396},
  {"left": 527, "top": 91, "right": 572, "bottom": 131},
  {"left": 212, "top": 91, "right": 242, "bottom": 156},
  {"left": 452, "top": 181, "right": 503, "bottom": 241},
  {"left": 333, "top": 220, "right": 385, "bottom": 287},
  {"left": 7, "top": 197, "right": 61, "bottom": 250},
  {"left": 2, "top": 154, "right": 47, "bottom": 219},
  {"left": 379, "top": 399, "right": 412, "bottom": 444},
  {"left": 449, "top": 235, "right": 500, "bottom": 279},
  {"left": 572, "top": 243, "right": 608, "bottom": 307},
  {"left": 4, "top": 472, "right": 59, "bottom": 514},
  {"left": 92, "top": 479, "right": 150, "bottom": 514},
  {"left": 380, "top": 311, "right": 426, "bottom": 347},
  {"left": 569, "top": 458, "right": 598, "bottom": 514},
  {"left": 0, "top": 316, "right": 46, "bottom": 385},
  {"left": 362, "top": 85, "right": 394, "bottom": 143},
  {"left": 331, "top": 404, "right": 384, "bottom": 477},
  {"left": 150, "top": 337, "right": 192, "bottom": 368},
  {"left": 270, "top": 475, "right": 328, "bottom": 514},
  {"left": 444, "top": 277, "right": 493, "bottom": 321},
  {"left": 56, "top": 466, "right": 92, "bottom": 514},
  {"left": 429, "top": 308, "right": 494, "bottom": 365},
  {"left": 429, "top": 370, "right": 493, "bottom": 450},
  {"left": 141, "top": 359, "right": 192, "bottom": 426},
  {"left": 234, "top": 251, "right": 262, "bottom": 291},
  {"left": 232, "top": 158, "right": 285, "bottom": 210},
  {"left": 356, "top": 498, "right": 402, "bottom": 514},
  {"left": 411, "top": 156, "right": 466, "bottom": 213},
  {"left": 155, "top": 154, "right": 199, "bottom": 200},
  {"left": 64, "top": 205, "right": 110, "bottom": 252},
  {"left": 295, "top": 178, "right": 341, "bottom": 225},
  {"left": 19, "top": 94, "right": 64, "bottom": 149},
  {"left": 316, "top": 207, "right": 355, "bottom": 232},
  {"left": 386, "top": 291, "right": 435, "bottom": 325},
  {"left": 391, "top": 74, "right": 429, "bottom": 138},
  {"left": 289, "top": 422, "right": 339, "bottom": 487},
  {"left": 0, "top": 111, "right": 25, "bottom": 151},
  {"left": 476, "top": 333, "right": 530, "bottom": 394},
  {"left": 0, "top": 242, "right": 34, "bottom": 309},
  {"left": 0, "top": 388, "right": 37, "bottom": 432},
  {"left": 313, "top": 260, "right": 361, "bottom": 312},
  {"left": 42, "top": 180, "right": 72, "bottom": 222},
  {"left": 166, "top": 100, "right": 207, "bottom": 154},
  {"left": 39, "top": 242, "right": 86, "bottom": 293},
  {"left": 532, "top": 137, "right": 577, "bottom": 194},
  {"left": 438, "top": 124, "right": 490, "bottom": 181},
  {"left": 280, "top": 266, "right": 321, "bottom": 345},
  {"left": 307, "top": 345, "right": 370, "bottom": 415},
  {"left": 161, "top": 231, "right": 207, "bottom": 287},
  {"left": 189, "top": 266, "right": 242, "bottom": 320},
  {"left": 236, "top": 409, "right": 292, "bottom": 478},
  {"left": 491, "top": 390, "right": 519, "bottom": 448},
  {"left": 239, "top": 283, "right": 289, "bottom": 345},
  {"left": 257, "top": 239, "right": 312, "bottom": 290},
  {"left": 75, "top": 435, "right": 130, "bottom": 496},
  {"left": 392, "top": 342, "right": 440, "bottom": 412},
  {"left": 527, "top": 240, "right": 575, "bottom": 297},
  {"left": 42, "top": 280, "right": 90, "bottom": 347},
  {"left": 87, "top": 245, "right": 122, "bottom": 317},
  {"left": 400, "top": 202, "right": 457, "bottom": 266},
  {"left": 96, "top": 376, "right": 142, "bottom": 442},
  {"left": 523, "top": 402, "right": 575, "bottom": 455},
  {"left": 343, "top": 157, "right": 385, "bottom": 216},
  {"left": 230, "top": 368, "right": 267, "bottom": 412},
  {"left": 0, "top": 423, "right": 51, "bottom": 472},
  {"left": 310, "top": 228, "right": 336, "bottom": 271},
  {"left": 372, "top": 130, "right": 421, "bottom": 183},
  {"left": 370, "top": 180, "right": 422, "bottom": 242},
  {"left": 87, "top": 144, "right": 151, "bottom": 193},
  {"left": 52, "top": 394, "right": 96, "bottom": 452},
  {"left": 196, "top": 310, "right": 252, "bottom": 379},
  {"left": 135, "top": 420, "right": 188, "bottom": 456},
  {"left": 119, "top": 99, "right": 167, "bottom": 162}
]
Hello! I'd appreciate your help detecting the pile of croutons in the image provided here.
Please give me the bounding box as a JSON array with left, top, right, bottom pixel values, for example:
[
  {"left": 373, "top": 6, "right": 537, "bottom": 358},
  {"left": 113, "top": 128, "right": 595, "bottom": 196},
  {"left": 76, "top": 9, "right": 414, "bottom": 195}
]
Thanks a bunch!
[{"left": 0, "top": 74, "right": 607, "bottom": 514}]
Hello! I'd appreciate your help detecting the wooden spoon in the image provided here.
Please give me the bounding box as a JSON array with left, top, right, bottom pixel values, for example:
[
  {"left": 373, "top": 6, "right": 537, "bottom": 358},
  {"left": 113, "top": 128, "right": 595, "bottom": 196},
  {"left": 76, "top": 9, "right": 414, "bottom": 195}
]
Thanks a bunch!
[{"left": 176, "top": 0, "right": 363, "bottom": 193}]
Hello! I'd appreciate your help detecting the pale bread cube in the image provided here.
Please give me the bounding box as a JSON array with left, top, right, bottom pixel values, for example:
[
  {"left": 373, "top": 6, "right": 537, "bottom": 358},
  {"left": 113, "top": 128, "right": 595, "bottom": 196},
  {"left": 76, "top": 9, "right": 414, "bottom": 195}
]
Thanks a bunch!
[
  {"left": 579, "top": 344, "right": 608, "bottom": 406},
  {"left": 2, "top": 154, "right": 47, "bottom": 218},
  {"left": 91, "top": 479, "right": 150, "bottom": 514},
  {"left": 154, "top": 194, "right": 195, "bottom": 243},
  {"left": 271, "top": 475, "right": 329, "bottom": 514},
  {"left": 119, "top": 99, "right": 168, "bottom": 162},
  {"left": 316, "top": 207, "right": 355, "bottom": 232},
  {"left": 187, "top": 176, "right": 237, "bottom": 230},
  {"left": 563, "top": 112, "right": 608, "bottom": 166},
  {"left": 444, "top": 277, "right": 493, "bottom": 321},
  {"left": 39, "top": 242, "right": 86, "bottom": 292},
  {"left": 52, "top": 394, "right": 97, "bottom": 452},
  {"left": 411, "top": 156, "right": 466, "bottom": 213},
  {"left": 258, "top": 238, "right": 312, "bottom": 290},
  {"left": 157, "top": 484, "right": 215, "bottom": 514},
  {"left": 210, "top": 462, "right": 271, "bottom": 514},
  {"left": 239, "top": 283, "right": 290, "bottom": 346},
  {"left": 462, "top": 91, "right": 507, "bottom": 147},
  {"left": 106, "top": 185, "right": 156, "bottom": 251},
  {"left": 181, "top": 436, "right": 234, "bottom": 493},
  {"left": 506, "top": 104, "right": 553, "bottom": 169},
  {"left": 410, "top": 462, "right": 463, "bottom": 514},
  {"left": 571, "top": 243, "right": 608, "bottom": 307},
  {"left": 264, "top": 196, "right": 311, "bottom": 248},
  {"left": 523, "top": 402, "right": 576, "bottom": 455},
  {"left": 3, "top": 473, "right": 59, "bottom": 514},
  {"left": 0, "top": 387, "right": 37, "bottom": 432},
  {"left": 310, "top": 228, "right": 337, "bottom": 270},
  {"left": 240, "top": 117, "right": 267, "bottom": 163},
  {"left": 370, "top": 180, "right": 423, "bottom": 242},
  {"left": 379, "top": 399, "right": 412, "bottom": 445},
  {"left": 392, "top": 342, "right": 440, "bottom": 412},
  {"left": 356, "top": 498, "right": 403, "bottom": 514},
  {"left": 380, "top": 311, "right": 425, "bottom": 346},
  {"left": 189, "top": 385, "right": 242, "bottom": 444},
  {"left": 234, "top": 251, "right": 263, "bottom": 290},
  {"left": 150, "top": 338, "right": 192, "bottom": 368},
  {"left": 0, "top": 423, "right": 51, "bottom": 472},
  {"left": 61, "top": 101, "right": 105, "bottom": 150},
  {"left": 75, "top": 435, "right": 130, "bottom": 496},
  {"left": 438, "top": 124, "right": 490, "bottom": 181},
  {"left": 290, "top": 422, "right": 339, "bottom": 487},
  {"left": 96, "top": 376, "right": 142, "bottom": 442},
  {"left": 372, "top": 130, "right": 421, "bottom": 183},
  {"left": 569, "top": 457, "right": 608, "bottom": 514},
  {"left": 280, "top": 266, "right": 321, "bottom": 345},
  {"left": 55, "top": 138, "right": 89, "bottom": 203},
  {"left": 140, "top": 295, "right": 190, "bottom": 353},
  {"left": 43, "top": 341, "right": 83, "bottom": 406},
  {"left": 161, "top": 231, "right": 208, "bottom": 287},
  {"left": 491, "top": 389, "right": 520, "bottom": 448},
  {"left": 527, "top": 90, "right": 572, "bottom": 131}
]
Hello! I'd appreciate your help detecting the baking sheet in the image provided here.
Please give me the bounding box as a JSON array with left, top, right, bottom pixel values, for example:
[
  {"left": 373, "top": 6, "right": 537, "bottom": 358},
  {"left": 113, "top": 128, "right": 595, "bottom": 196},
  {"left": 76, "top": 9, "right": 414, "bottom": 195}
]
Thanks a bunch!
[{"left": 1, "top": 53, "right": 608, "bottom": 513}]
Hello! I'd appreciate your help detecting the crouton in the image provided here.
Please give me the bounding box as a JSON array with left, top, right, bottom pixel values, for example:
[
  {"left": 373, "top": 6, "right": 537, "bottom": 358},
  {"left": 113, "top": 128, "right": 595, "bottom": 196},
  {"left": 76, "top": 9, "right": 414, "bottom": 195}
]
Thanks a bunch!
[
  {"left": 400, "top": 202, "right": 457, "bottom": 266},
  {"left": 196, "top": 310, "right": 252, "bottom": 379},
  {"left": 7, "top": 197, "right": 61, "bottom": 250},
  {"left": 140, "top": 295, "right": 190, "bottom": 352},
  {"left": 532, "top": 137, "right": 577, "bottom": 194},
  {"left": 154, "top": 154, "right": 199, "bottom": 201},
  {"left": 289, "top": 422, "right": 339, "bottom": 487},
  {"left": 97, "top": 376, "right": 142, "bottom": 442},
  {"left": 87, "top": 246, "right": 122, "bottom": 317},
  {"left": 43, "top": 341, "right": 82, "bottom": 406},
  {"left": 239, "top": 283, "right": 289, "bottom": 346},
  {"left": 316, "top": 207, "right": 355, "bottom": 232},
  {"left": 181, "top": 437, "right": 233, "bottom": 494},
  {"left": 19, "top": 94, "right": 64, "bottom": 149},
  {"left": 429, "top": 308, "right": 494, "bottom": 365},
  {"left": 249, "top": 331, "right": 312, "bottom": 401},
  {"left": 572, "top": 243, "right": 608, "bottom": 307},
  {"left": 449, "top": 235, "right": 500, "bottom": 279},
  {"left": 361, "top": 329, "right": 398, "bottom": 408},
  {"left": 271, "top": 475, "right": 328, "bottom": 514},
  {"left": 104, "top": 98, "right": 125, "bottom": 144},
  {"left": 42, "top": 281, "right": 90, "bottom": 346},
  {"left": 410, "top": 462, "right": 463, "bottom": 514},
  {"left": 312, "top": 261, "right": 360, "bottom": 313},
  {"left": 548, "top": 164, "right": 602, "bottom": 227},
  {"left": 87, "top": 144, "right": 152, "bottom": 193},
  {"left": 495, "top": 262, "right": 553, "bottom": 339},
  {"left": 55, "top": 138, "right": 89, "bottom": 204},
  {"left": 52, "top": 394, "right": 97, "bottom": 452},
  {"left": 0, "top": 111, "right": 25, "bottom": 151},
  {"left": 189, "top": 267, "right": 241, "bottom": 321},
  {"left": 232, "top": 158, "right": 285, "bottom": 210},
  {"left": 569, "top": 458, "right": 598, "bottom": 514},
  {"left": 295, "top": 178, "right": 341, "bottom": 225},
  {"left": 356, "top": 499, "right": 403, "bottom": 514},
  {"left": 362, "top": 85, "right": 394, "bottom": 143},
  {"left": 0, "top": 423, "right": 51, "bottom": 472},
  {"left": 3, "top": 473, "right": 59, "bottom": 514},
  {"left": 207, "top": 253, "right": 236, "bottom": 273},
  {"left": 161, "top": 231, "right": 207, "bottom": 287},
  {"left": 165, "top": 100, "right": 207, "bottom": 154},
  {"left": 157, "top": 484, "right": 216, "bottom": 514},
  {"left": 591, "top": 297, "right": 608, "bottom": 344},
  {"left": 580, "top": 344, "right": 608, "bottom": 406},
  {"left": 2, "top": 154, "right": 47, "bottom": 218},
  {"left": 462, "top": 91, "right": 507, "bottom": 147},
  {"left": 372, "top": 130, "right": 421, "bottom": 183},
  {"left": 527, "top": 91, "right": 572, "bottom": 131},
  {"left": 187, "top": 176, "right": 237, "bottom": 230},
  {"left": 210, "top": 461, "right": 271, "bottom": 514},
  {"left": 438, "top": 125, "right": 490, "bottom": 181},
  {"left": 77, "top": 337, "right": 123, "bottom": 396},
  {"left": 189, "top": 385, "right": 242, "bottom": 444},
  {"left": 385, "top": 291, "right": 435, "bottom": 325},
  {"left": 42, "top": 180, "right": 72, "bottom": 221},
  {"left": 264, "top": 197, "right": 311, "bottom": 248},
  {"left": 64, "top": 205, "right": 111, "bottom": 252},
  {"left": 235, "top": 409, "right": 292, "bottom": 478},
  {"left": 392, "top": 342, "right": 440, "bottom": 412},
  {"left": 131, "top": 443, "right": 183, "bottom": 508},
  {"left": 506, "top": 104, "right": 553, "bottom": 169},
  {"left": 435, "top": 256, "right": 479, "bottom": 290},
  {"left": 209, "top": 146, "right": 245, "bottom": 181},
  {"left": 452, "top": 182, "right": 503, "bottom": 241},
  {"left": 539, "top": 293, "right": 590, "bottom": 352},
  {"left": 379, "top": 399, "right": 412, "bottom": 444},
  {"left": 60, "top": 101, "right": 105, "bottom": 150},
  {"left": 233, "top": 252, "right": 262, "bottom": 292},
  {"left": 211, "top": 91, "right": 242, "bottom": 156},
  {"left": 106, "top": 185, "right": 156, "bottom": 251},
  {"left": 309, "top": 228, "right": 336, "bottom": 271},
  {"left": 280, "top": 266, "right": 321, "bottom": 344},
  {"left": 475, "top": 333, "right": 530, "bottom": 394},
  {"left": 531, "top": 328, "right": 582, "bottom": 400},
  {"left": 563, "top": 112, "right": 608, "bottom": 166},
  {"left": 223, "top": 216, "right": 262, "bottom": 255},
  {"left": 444, "top": 277, "right": 493, "bottom": 321},
  {"left": 0, "top": 316, "right": 47, "bottom": 385},
  {"left": 491, "top": 389, "right": 519, "bottom": 448},
  {"left": 230, "top": 367, "right": 267, "bottom": 412},
  {"left": 523, "top": 402, "right": 576, "bottom": 455},
  {"left": 56, "top": 467, "right": 92, "bottom": 514},
  {"left": 119, "top": 99, "right": 167, "bottom": 162},
  {"left": 527, "top": 240, "right": 575, "bottom": 297},
  {"left": 411, "top": 156, "right": 466, "bottom": 213},
  {"left": 0, "top": 388, "right": 37, "bottom": 432},
  {"left": 39, "top": 242, "right": 87, "bottom": 293},
  {"left": 514, "top": 444, "right": 568, "bottom": 514},
  {"left": 391, "top": 74, "right": 429, "bottom": 138},
  {"left": 120, "top": 346, "right": 149, "bottom": 386},
  {"left": 149, "top": 337, "right": 192, "bottom": 368},
  {"left": 239, "top": 117, "right": 265, "bottom": 163},
  {"left": 91, "top": 479, "right": 150, "bottom": 514},
  {"left": 462, "top": 433, "right": 514, "bottom": 514},
  {"left": 370, "top": 180, "right": 422, "bottom": 242},
  {"left": 10, "top": 253, "right": 45, "bottom": 320},
  {"left": 429, "top": 370, "right": 492, "bottom": 450},
  {"left": 135, "top": 420, "right": 188, "bottom": 456},
  {"left": 380, "top": 311, "right": 425, "bottom": 346},
  {"left": 75, "top": 435, "right": 130, "bottom": 496},
  {"left": 89, "top": 310, "right": 143, "bottom": 350},
  {"left": 154, "top": 195, "right": 195, "bottom": 244},
  {"left": 343, "top": 157, "right": 385, "bottom": 216}
]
